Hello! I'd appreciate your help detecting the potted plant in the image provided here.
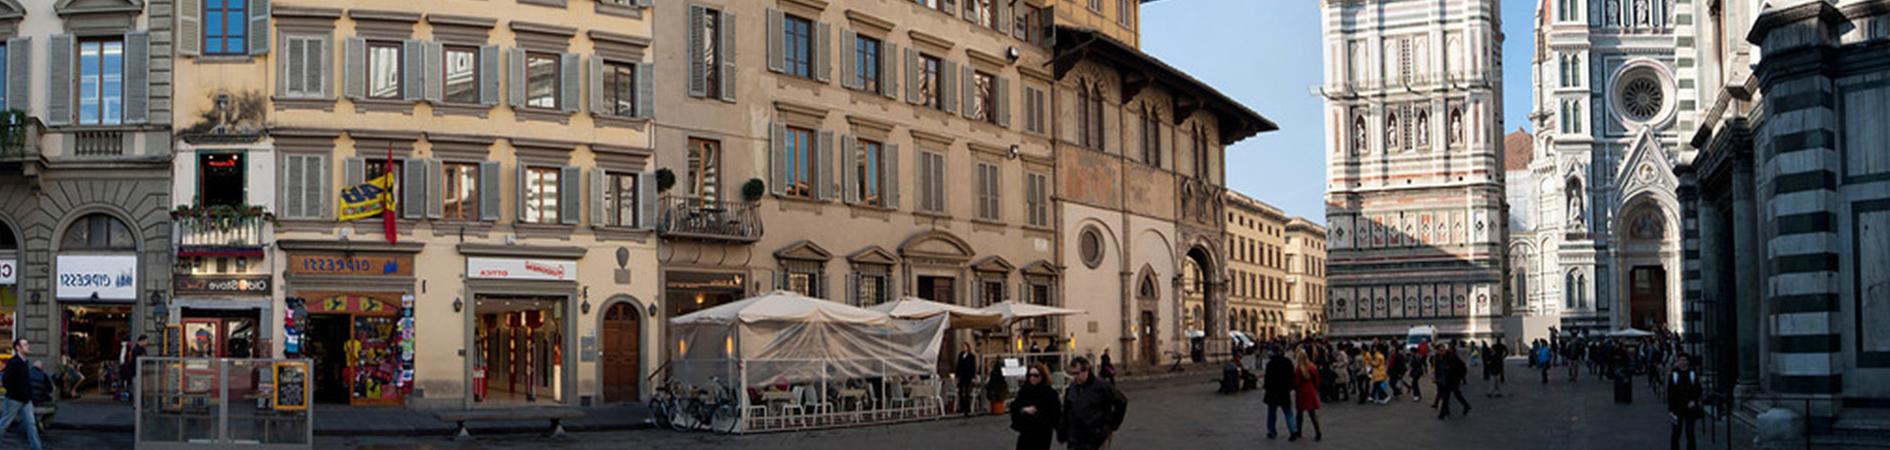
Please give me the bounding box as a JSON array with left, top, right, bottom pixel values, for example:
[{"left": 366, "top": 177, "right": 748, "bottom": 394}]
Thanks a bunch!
[
  {"left": 654, "top": 168, "right": 676, "bottom": 192},
  {"left": 741, "top": 179, "right": 766, "bottom": 203},
  {"left": 984, "top": 366, "right": 1011, "bottom": 415}
]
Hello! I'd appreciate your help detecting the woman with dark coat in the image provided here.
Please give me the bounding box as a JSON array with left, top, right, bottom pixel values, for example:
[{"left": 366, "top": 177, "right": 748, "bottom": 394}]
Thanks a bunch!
[
  {"left": 1010, "top": 363, "right": 1061, "bottom": 450},
  {"left": 1293, "top": 348, "right": 1324, "bottom": 441}
]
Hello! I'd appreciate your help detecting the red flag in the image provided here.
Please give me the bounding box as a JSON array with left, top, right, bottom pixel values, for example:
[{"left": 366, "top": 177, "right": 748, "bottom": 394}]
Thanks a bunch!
[{"left": 383, "top": 143, "right": 398, "bottom": 245}]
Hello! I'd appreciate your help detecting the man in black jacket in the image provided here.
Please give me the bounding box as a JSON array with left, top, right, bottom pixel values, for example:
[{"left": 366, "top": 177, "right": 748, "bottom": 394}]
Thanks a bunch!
[
  {"left": 1435, "top": 345, "right": 1472, "bottom": 420},
  {"left": 1261, "top": 348, "right": 1299, "bottom": 440},
  {"left": 0, "top": 339, "right": 45, "bottom": 450},
  {"left": 1668, "top": 353, "right": 1703, "bottom": 450},
  {"left": 1060, "top": 356, "right": 1128, "bottom": 450},
  {"left": 954, "top": 342, "right": 978, "bottom": 416}
]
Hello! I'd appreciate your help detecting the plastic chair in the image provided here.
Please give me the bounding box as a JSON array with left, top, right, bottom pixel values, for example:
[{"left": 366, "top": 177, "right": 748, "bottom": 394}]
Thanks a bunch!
[
  {"left": 801, "top": 385, "right": 834, "bottom": 425},
  {"left": 781, "top": 386, "right": 807, "bottom": 428}
]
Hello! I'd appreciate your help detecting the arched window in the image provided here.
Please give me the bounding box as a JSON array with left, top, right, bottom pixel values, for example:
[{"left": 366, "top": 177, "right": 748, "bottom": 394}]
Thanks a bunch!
[
  {"left": 0, "top": 218, "right": 15, "bottom": 251},
  {"left": 1137, "top": 270, "right": 1159, "bottom": 300},
  {"left": 62, "top": 214, "right": 135, "bottom": 250}
]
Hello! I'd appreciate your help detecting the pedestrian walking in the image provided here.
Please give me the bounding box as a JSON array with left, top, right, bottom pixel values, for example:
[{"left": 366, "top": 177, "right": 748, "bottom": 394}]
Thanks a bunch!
[
  {"left": 1368, "top": 348, "right": 1390, "bottom": 404},
  {"left": 1436, "top": 346, "right": 1472, "bottom": 420},
  {"left": 0, "top": 339, "right": 46, "bottom": 450},
  {"left": 1486, "top": 341, "right": 1508, "bottom": 397},
  {"left": 1010, "top": 363, "right": 1060, "bottom": 450},
  {"left": 1668, "top": 354, "right": 1703, "bottom": 450},
  {"left": 1262, "top": 348, "right": 1299, "bottom": 439},
  {"left": 1059, "top": 357, "right": 1128, "bottom": 450},
  {"left": 1407, "top": 349, "right": 1426, "bottom": 402},
  {"left": 1387, "top": 350, "right": 1407, "bottom": 399},
  {"left": 1292, "top": 349, "right": 1323, "bottom": 442},
  {"left": 1099, "top": 349, "right": 1116, "bottom": 384},
  {"left": 955, "top": 342, "right": 979, "bottom": 416},
  {"left": 1537, "top": 342, "right": 1554, "bottom": 384}
]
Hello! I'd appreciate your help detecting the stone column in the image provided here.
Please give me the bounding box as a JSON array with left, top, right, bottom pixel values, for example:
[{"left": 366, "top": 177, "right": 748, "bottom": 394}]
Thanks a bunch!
[{"left": 1730, "top": 164, "right": 1761, "bottom": 390}]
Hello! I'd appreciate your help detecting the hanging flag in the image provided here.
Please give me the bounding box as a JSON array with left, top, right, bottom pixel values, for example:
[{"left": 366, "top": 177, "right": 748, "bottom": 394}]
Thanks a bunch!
[
  {"left": 382, "top": 144, "right": 399, "bottom": 245},
  {"left": 338, "top": 173, "right": 396, "bottom": 221}
]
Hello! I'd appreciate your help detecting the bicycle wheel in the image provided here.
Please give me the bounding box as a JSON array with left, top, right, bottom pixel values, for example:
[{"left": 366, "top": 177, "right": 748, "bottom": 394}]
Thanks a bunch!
[
  {"left": 648, "top": 398, "right": 673, "bottom": 431},
  {"left": 712, "top": 403, "right": 739, "bottom": 435}
]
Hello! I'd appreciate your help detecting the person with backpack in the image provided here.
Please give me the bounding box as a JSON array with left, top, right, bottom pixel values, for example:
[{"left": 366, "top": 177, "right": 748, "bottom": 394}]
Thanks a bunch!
[{"left": 0, "top": 339, "right": 45, "bottom": 450}]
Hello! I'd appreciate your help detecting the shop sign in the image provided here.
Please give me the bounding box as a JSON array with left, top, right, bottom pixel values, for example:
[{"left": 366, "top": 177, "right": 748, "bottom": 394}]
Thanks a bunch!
[
  {"left": 174, "top": 275, "right": 271, "bottom": 294},
  {"left": 0, "top": 258, "right": 14, "bottom": 284},
  {"left": 286, "top": 252, "right": 413, "bottom": 277},
  {"left": 665, "top": 271, "right": 744, "bottom": 290},
  {"left": 56, "top": 255, "right": 138, "bottom": 301},
  {"left": 467, "top": 257, "right": 577, "bottom": 281}
]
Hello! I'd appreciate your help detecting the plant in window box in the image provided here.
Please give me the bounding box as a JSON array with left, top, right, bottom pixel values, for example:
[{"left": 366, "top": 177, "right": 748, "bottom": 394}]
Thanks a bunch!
[
  {"left": 0, "top": 109, "right": 27, "bottom": 157},
  {"left": 742, "top": 179, "right": 766, "bottom": 203}
]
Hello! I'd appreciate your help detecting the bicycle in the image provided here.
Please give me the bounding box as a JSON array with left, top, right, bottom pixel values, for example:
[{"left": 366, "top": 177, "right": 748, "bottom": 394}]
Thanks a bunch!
[{"left": 683, "top": 376, "right": 739, "bottom": 434}]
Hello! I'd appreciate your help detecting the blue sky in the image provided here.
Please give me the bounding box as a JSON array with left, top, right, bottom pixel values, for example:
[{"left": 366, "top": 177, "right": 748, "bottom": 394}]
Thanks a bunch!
[{"left": 1141, "top": 0, "right": 1536, "bottom": 223}]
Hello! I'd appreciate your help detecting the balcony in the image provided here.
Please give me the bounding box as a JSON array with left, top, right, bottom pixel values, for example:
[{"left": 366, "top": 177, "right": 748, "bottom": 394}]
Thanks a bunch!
[
  {"left": 73, "top": 129, "right": 125, "bottom": 156},
  {"left": 173, "top": 205, "right": 271, "bottom": 255},
  {"left": 0, "top": 113, "right": 40, "bottom": 164},
  {"left": 657, "top": 194, "right": 762, "bottom": 242}
]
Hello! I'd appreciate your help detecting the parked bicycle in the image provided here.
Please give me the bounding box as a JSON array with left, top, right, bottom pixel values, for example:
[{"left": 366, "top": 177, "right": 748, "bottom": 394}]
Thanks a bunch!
[{"left": 646, "top": 366, "right": 738, "bottom": 434}]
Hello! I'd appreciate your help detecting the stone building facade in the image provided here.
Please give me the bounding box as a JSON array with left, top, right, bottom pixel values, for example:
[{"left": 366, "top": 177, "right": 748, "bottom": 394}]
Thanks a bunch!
[
  {"left": 1284, "top": 217, "right": 1329, "bottom": 337},
  {"left": 1320, "top": 0, "right": 1510, "bottom": 340},
  {"left": 1216, "top": 190, "right": 1291, "bottom": 340},
  {"left": 0, "top": 0, "right": 177, "bottom": 382}
]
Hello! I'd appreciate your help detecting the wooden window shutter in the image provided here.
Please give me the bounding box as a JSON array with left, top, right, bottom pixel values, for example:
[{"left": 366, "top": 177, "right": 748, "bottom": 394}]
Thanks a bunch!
[
  {"left": 884, "top": 144, "right": 900, "bottom": 210},
  {"left": 559, "top": 53, "right": 581, "bottom": 113},
  {"left": 479, "top": 45, "right": 500, "bottom": 106},
  {"left": 426, "top": 159, "right": 444, "bottom": 219},
  {"left": 559, "top": 166, "right": 581, "bottom": 225},
  {"left": 815, "top": 21, "right": 832, "bottom": 83},
  {"left": 479, "top": 161, "right": 502, "bottom": 222},
  {"left": 635, "top": 62, "right": 654, "bottom": 118},
  {"left": 515, "top": 165, "right": 529, "bottom": 223},
  {"left": 940, "top": 59, "right": 957, "bottom": 114},
  {"left": 424, "top": 42, "right": 444, "bottom": 103},
  {"left": 344, "top": 156, "right": 365, "bottom": 187},
  {"left": 123, "top": 32, "right": 151, "bottom": 124},
  {"left": 507, "top": 48, "right": 526, "bottom": 108},
  {"left": 401, "top": 40, "right": 425, "bottom": 102},
  {"left": 879, "top": 41, "right": 898, "bottom": 99},
  {"left": 587, "top": 56, "right": 606, "bottom": 115},
  {"left": 719, "top": 10, "right": 738, "bottom": 102},
  {"left": 842, "top": 136, "right": 859, "bottom": 204},
  {"left": 589, "top": 168, "right": 607, "bottom": 226},
  {"left": 960, "top": 65, "right": 976, "bottom": 120},
  {"left": 997, "top": 76, "right": 1012, "bottom": 128},
  {"left": 249, "top": 0, "right": 272, "bottom": 56},
  {"left": 904, "top": 48, "right": 921, "bottom": 105},
  {"left": 6, "top": 37, "right": 28, "bottom": 113},
  {"left": 687, "top": 5, "right": 707, "bottom": 98},
  {"left": 344, "top": 38, "right": 367, "bottom": 100},
  {"left": 178, "top": 0, "right": 202, "bottom": 56},
  {"left": 638, "top": 171, "right": 658, "bottom": 229},
  {"left": 766, "top": 8, "right": 785, "bottom": 74},
  {"left": 770, "top": 122, "right": 787, "bottom": 196},
  {"left": 816, "top": 131, "right": 836, "bottom": 201},
  {"left": 283, "top": 155, "right": 306, "bottom": 218},
  {"left": 840, "top": 28, "right": 857, "bottom": 90},
  {"left": 401, "top": 159, "right": 426, "bottom": 219}
]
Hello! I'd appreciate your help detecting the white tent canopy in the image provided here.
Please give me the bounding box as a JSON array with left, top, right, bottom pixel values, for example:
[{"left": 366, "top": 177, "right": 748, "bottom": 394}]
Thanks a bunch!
[
  {"left": 668, "top": 290, "right": 946, "bottom": 389},
  {"left": 870, "top": 297, "right": 1004, "bottom": 329},
  {"left": 671, "top": 290, "right": 893, "bottom": 326},
  {"left": 1607, "top": 328, "right": 1656, "bottom": 338},
  {"left": 982, "top": 301, "right": 1086, "bottom": 327}
]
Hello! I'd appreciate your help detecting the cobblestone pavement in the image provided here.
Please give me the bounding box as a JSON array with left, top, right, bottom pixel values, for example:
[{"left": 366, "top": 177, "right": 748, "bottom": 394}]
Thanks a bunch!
[{"left": 309, "top": 360, "right": 1755, "bottom": 450}]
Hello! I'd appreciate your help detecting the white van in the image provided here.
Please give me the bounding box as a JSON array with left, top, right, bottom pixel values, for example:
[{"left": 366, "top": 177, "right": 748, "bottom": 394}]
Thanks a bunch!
[{"left": 1406, "top": 326, "right": 1436, "bottom": 351}]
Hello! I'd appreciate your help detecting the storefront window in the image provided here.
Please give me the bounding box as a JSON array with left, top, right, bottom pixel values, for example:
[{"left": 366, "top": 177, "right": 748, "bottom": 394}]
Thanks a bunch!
[
  {"left": 473, "top": 295, "right": 565, "bottom": 404},
  {"left": 199, "top": 152, "right": 246, "bottom": 207}
]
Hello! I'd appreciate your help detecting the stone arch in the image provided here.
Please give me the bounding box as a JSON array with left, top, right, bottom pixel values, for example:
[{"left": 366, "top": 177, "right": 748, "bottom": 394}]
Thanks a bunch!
[
  {"left": 1612, "top": 188, "right": 1683, "bottom": 332},
  {"left": 898, "top": 230, "right": 975, "bottom": 261},
  {"left": 52, "top": 207, "right": 144, "bottom": 253}
]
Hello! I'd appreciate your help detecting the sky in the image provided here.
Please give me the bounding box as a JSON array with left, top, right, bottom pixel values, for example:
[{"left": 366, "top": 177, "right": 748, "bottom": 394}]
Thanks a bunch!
[{"left": 1140, "top": 0, "right": 1538, "bottom": 224}]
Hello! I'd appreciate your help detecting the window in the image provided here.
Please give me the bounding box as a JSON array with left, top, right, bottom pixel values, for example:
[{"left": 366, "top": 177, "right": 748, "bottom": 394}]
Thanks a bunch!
[
  {"left": 61, "top": 214, "right": 134, "bottom": 250},
  {"left": 972, "top": 0, "right": 996, "bottom": 29},
  {"left": 283, "top": 36, "right": 326, "bottom": 98},
  {"left": 783, "top": 127, "right": 815, "bottom": 198},
  {"left": 364, "top": 160, "right": 407, "bottom": 209},
  {"left": 1118, "top": 0, "right": 1134, "bottom": 27},
  {"left": 920, "top": 54, "right": 943, "bottom": 110},
  {"left": 204, "top": 0, "right": 248, "bottom": 55},
  {"left": 437, "top": 163, "right": 480, "bottom": 221},
  {"left": 1089, "top": 0, "right": 1103, "bottom": 12},
  {"left": 1024, "top": 86, "right": 1046, "bottom": 134},
  {"left": 972, "top": 71, "right": 997, "bottom": 124},
  {"left": 1079, "top": 227, "right": 1104, "bottom": 269},
  {"left": 78, "top": 38, "right": 126, "bottom": 125},
  {"left": 701, "top": 8, "right": 723, "bottom": 98},
  {"left": 975, "top": 162, "right": 1001, "bottom": 221},
  {"left": 918, "top": 151, "right": 947, "bottom": 214},
  {"left": 978, "top": 279, "right": 1004, "bottom": 307},
  {"left": 601, "top": 61, "right": 637, "bottom": 116},
  {"left": 782, "top": 15, "right": 814, "bottom": 79},
  {"left": 1026, "top": 172, "right": 1049, "bottom": 227},
  {"left": 1142, "top": 108, "right": 1162, "bottom": 166},
  {"left": 856, "top": 139, "right": 885, "bottom": 207},
  {"left": 1020, "top": 5, "right": 1047, "bottom": 45},
  {"left": 687, "top": 138, "right": 722, "bottom": 201},
  {"left": 854, "top": 35, "right": 880, "bottom": 93},
  {"left": 366, "top": 41, "right": 402, "bottom": 100},
  {"left": 782, "top": 260, "right": 824, "bottom": 297},
  {"left": 1192, "top": 126, "right": 1211, "bottom": 178},
  {"left": 852, "top": 265, "right": 891, "bottom": 307},
  {"left": 198, "top": 153, "right": 246, "bottom": 207},
  {"left": 523, "top": 167, "right": 561, "bottom": 224},
  {"left": 603, "top": 172, "right": 639, "bottom": 227},
  {"left": 525, "top": 52, "right": 560, "bottom": 109},
  {"left": 1079, "top": 85, "right": 1105, "bottom": 150},
  {"left": 443, "top": 46, "right": 479, "bottom": 104}
]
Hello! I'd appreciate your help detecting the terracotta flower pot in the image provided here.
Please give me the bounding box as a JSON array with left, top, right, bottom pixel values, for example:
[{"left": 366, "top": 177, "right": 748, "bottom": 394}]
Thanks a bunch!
[{"left": 989, "top": 399, "right": 1006, "bottom": 415}]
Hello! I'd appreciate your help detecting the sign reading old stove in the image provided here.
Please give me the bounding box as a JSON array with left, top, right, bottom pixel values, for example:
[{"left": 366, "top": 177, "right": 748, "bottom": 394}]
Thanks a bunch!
[{"left": 174, "top": 275, "right": 272, "bottom": 294}]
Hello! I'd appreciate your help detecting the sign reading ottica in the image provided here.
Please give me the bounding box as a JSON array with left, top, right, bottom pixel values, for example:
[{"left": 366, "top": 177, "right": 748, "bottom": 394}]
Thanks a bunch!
[
  {"left": 466, "top": 257, "right": 577, "bottom": 281},
  {"left": 56, "top": 255, "right": 138, "bottom": 300}
]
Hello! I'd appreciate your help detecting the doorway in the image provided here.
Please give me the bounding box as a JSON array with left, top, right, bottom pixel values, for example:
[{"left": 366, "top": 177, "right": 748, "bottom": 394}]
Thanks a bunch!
[
  {"left": 1629, "top": 266, "right": 1667, "bottom": 330},
  {"left": 1140, "top": 310, "right": 1158, "bottom": 367},
  {"left": 473, "top": 295, "right": 566, "bottom": 405},
  {"left": 601, "top": 302, "right": 641, "bottom": 403},
  {"left": 918, "top": 276, "right": 959, "bottom": 371},
  {"left": 305, "top": 314, "right": 352, "bottom": 404},
  {"left": 62, "top": 304, "right": 131, "bottom": 398},
  {"left": 917, "top": 276, "right": 956, "bottom": 304}
]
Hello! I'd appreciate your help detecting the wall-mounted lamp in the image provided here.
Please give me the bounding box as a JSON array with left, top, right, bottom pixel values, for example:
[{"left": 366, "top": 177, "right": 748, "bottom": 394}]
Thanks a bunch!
[
  {"left": 452, "top": 298, "right": 463, "bottom": 313},
  {"left": 649, "top": 307, "right": 659, "bottom": 318},
  {"left": 581, "top": 300, "right": 592, "bottom": 315}
]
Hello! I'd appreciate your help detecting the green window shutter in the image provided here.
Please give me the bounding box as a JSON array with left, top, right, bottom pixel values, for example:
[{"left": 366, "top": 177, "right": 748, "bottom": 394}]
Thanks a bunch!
[
  {"left": 249, "top": 0, "right": 272, "bottom": 56},
  {"left": 884, "top": 144, "right": 900, "bottom": 210},
  {"left": 766, "top": 8, "right": 784, "bottom": 74},
  {"left": 635, "top": 62, "right": 654, "bottom": 118},
  {"left": 5, "top": 37, "right": 28, "bottom": 113},
  {"left": 479, "top": 45, "right": 500, "bottom": 106},
  {"left": 816, "top": 131, "right": 835, "bottom": 201},
  {"left": 507, "top": 48, "right": 526, "bottom": 108},
  {"left": 178, "top": 0, "right": 202, "bottom": 57},
  {"left": 687, "top": 5, "right": 707, "bottom": 98},
  {"left": 343, "top": 38, "right": 366, "bottom": 100},
  {"left": 560, "top": 53, "right": 580, "bottom": 113},
  {"left": 719, "top": 11, "right": 738, "bottom": 102},
  {"left": 45, "top": 35, "right": 72, "bottom": 126},
  {"left": 559, "top": 166, "right": 580, "bottom": 225},
  {"left": 423, "top": 41, "right": 443, "bottom": 103},
  {"left": 479, "top": 161, "right": 501, "bottom": 222}
]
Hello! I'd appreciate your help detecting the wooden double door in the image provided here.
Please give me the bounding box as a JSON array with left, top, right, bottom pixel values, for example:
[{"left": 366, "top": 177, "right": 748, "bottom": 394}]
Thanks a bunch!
[{"left": 601, "top": 303, "right": 641, "bottom": 403}]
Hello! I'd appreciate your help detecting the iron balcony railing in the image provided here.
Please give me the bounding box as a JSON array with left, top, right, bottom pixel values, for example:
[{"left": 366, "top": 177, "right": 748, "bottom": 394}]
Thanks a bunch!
[
  {"left": 173, "top": 208, "right": 270, "bottom": 249},
  {"left": 0, "top": 113, "right": 39, "bottom": 162},
  {"left": 657, "top": 194, "right": 762, "bottom": 242}
]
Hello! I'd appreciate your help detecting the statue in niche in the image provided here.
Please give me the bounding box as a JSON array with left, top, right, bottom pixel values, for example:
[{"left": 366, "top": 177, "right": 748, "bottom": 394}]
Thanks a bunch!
[
  {"left": 1448, "top": 108, "right": 1464, "bottom": 145},
  {"left": 1606, "top": 0, "right": 1621, "bottom": 26},
  {"left": 1415, "top": 110, "right": 1431, "bottom": 147},
  {"left": 1634, "top": 0, "right": 1651, "bottom": 26},
  {"left": 1353, "top": 116, "right": 1369, "bottom": 155},
  {"left": 1386, "top": 114, "right": 1401, "bottom": 151},
  {"left": 1567, "top": 181, "right": 1586, "bottom": 229}
]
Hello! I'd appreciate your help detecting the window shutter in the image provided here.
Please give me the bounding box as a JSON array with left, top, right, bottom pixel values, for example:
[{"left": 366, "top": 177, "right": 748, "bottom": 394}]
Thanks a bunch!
[
  {"left": 177, "top": 0, "right": 202, "bottom": 56},
  {"left": 344, "top": 38, "right": 366, "bottom": 100},
  {"left": 402, "top": 40, "right": 425, "bottom": 102},
  {"left": 283, "top": 155, "right": 307, "bottom": 218},
  {"left": 559, "top": 166, "right": 580, "bottom": 225},
  {"left": 480, "top": 161, "right": 501, "bottom": 222},
  {"left": 123, "top": 32, "right": 151, "bottom": 124},
  {"left": 842, "top": 136, "right": 858, "bottom": 204},
  {"left": 995, "top": 0, "right": 1010, "bottom": 34},
  {"left": 560, "top": 53, "right": 580, "bottom": 113},
  {"left": 402, "top": 159, "right": 425, "bottom": 219},
  {"left": 847, "top": 273, "right": 859, "bottom": 306},
  {"left": 718, "top": 11, "right": 737, "bottom": 102},
  {"left": 884, "top": 144, "right": 900, "bottom": 209},
  {"left": 5, "top": 37, "right": 28, "bottom": 113},
  {"left": 516, "top": 165, "right": 529, "bottom": 223},
  {"left": 997, "top": 76, "right": 1012, "bottom": 128},
  {"left": 688, "top": 5, "right": 707, "bottom": 98},
  {"left": 941, "top": 59, "right": 957, "bottom": 114},
  {"left": 960, "top": 65, "right": 976, "bottom": 120},
  {"left": 635, "top": 62, "right": 654, "bottom": 118},
  {"left": 991, "top": 164, "right": 1002, "bottom": 221},
  {"left": 839, "top": 28, "right": 856, "bottom": 90},
  {"left": 904, "top": 48, "right": 920, "bottom": 105},
  {"left": 638, "top": 171, "right": 657, "bottom": 229},
  {"left": 770, "top": 122, "right": 786, "bottom": 196},
  {"left": 319, "top": 36, "right": 335, "bottom": 99},
  {"left": 589, "top": 168, "right": 607, "bottom": 227},
  {"left": 424, "top": 42, "right": 443, "bottom": 103},
  {"left": 427, "top": 159, "right": 444, "bottom": 219},
  {"left": 815, "top": 21, "right": 832, "bottom": 83},
  {"left": 307, "top": 155, "right": 329, "bottom": 219},
  {"left": 587, "top": 56, "right": 606, "bottom": 115},
  {"left": 507, "top": 48, "right": 526, "bottom": 108},
  {"left": 44, "top": 35, "right": 70, "bottom": 126},
  {"left": 344, "top": 156, "right": 365, "bottom": 187},
  {"left": 250, "top": 0, "right": 272, "bottom": 55},
  {"left": 962, "top": 0, "right": 977, "bottom": 21},
  {"left": 276, "top": 36, "right": 292, "bottom": 97},
  {"left": 479, "top": 45, "right": 500, "bottom": 106},
  {"left": 933, "top": 153, "right": 946, "bottom": 212},
  {"left": 880, "top": 42, "right": 898, "bottom": 99},
  {"left": 766, "top": 8, "right": 785, "bottom": 74},
  {"left": 816, "top": 131, "right": 835, "bottom": 201}
]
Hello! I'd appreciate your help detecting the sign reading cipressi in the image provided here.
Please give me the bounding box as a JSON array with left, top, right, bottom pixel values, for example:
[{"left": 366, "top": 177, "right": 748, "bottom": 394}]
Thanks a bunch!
[
  {"left": 467, "top": 257, "right": 577, "bottom": 281},
  {"left": 57, "top": 255, "right": 138, "bottom": 300}
]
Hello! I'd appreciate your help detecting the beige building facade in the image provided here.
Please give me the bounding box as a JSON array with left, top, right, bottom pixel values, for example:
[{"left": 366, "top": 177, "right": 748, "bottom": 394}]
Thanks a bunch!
[
  {"left": 170, "top": 0, "right": 661, "bottom": 408},
  {"left": 1218, "top": 191, "right": 1289, "bottom": 340},
  {"left": 1284, "top": 217, "right": 1327, "bottom": 337}
]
